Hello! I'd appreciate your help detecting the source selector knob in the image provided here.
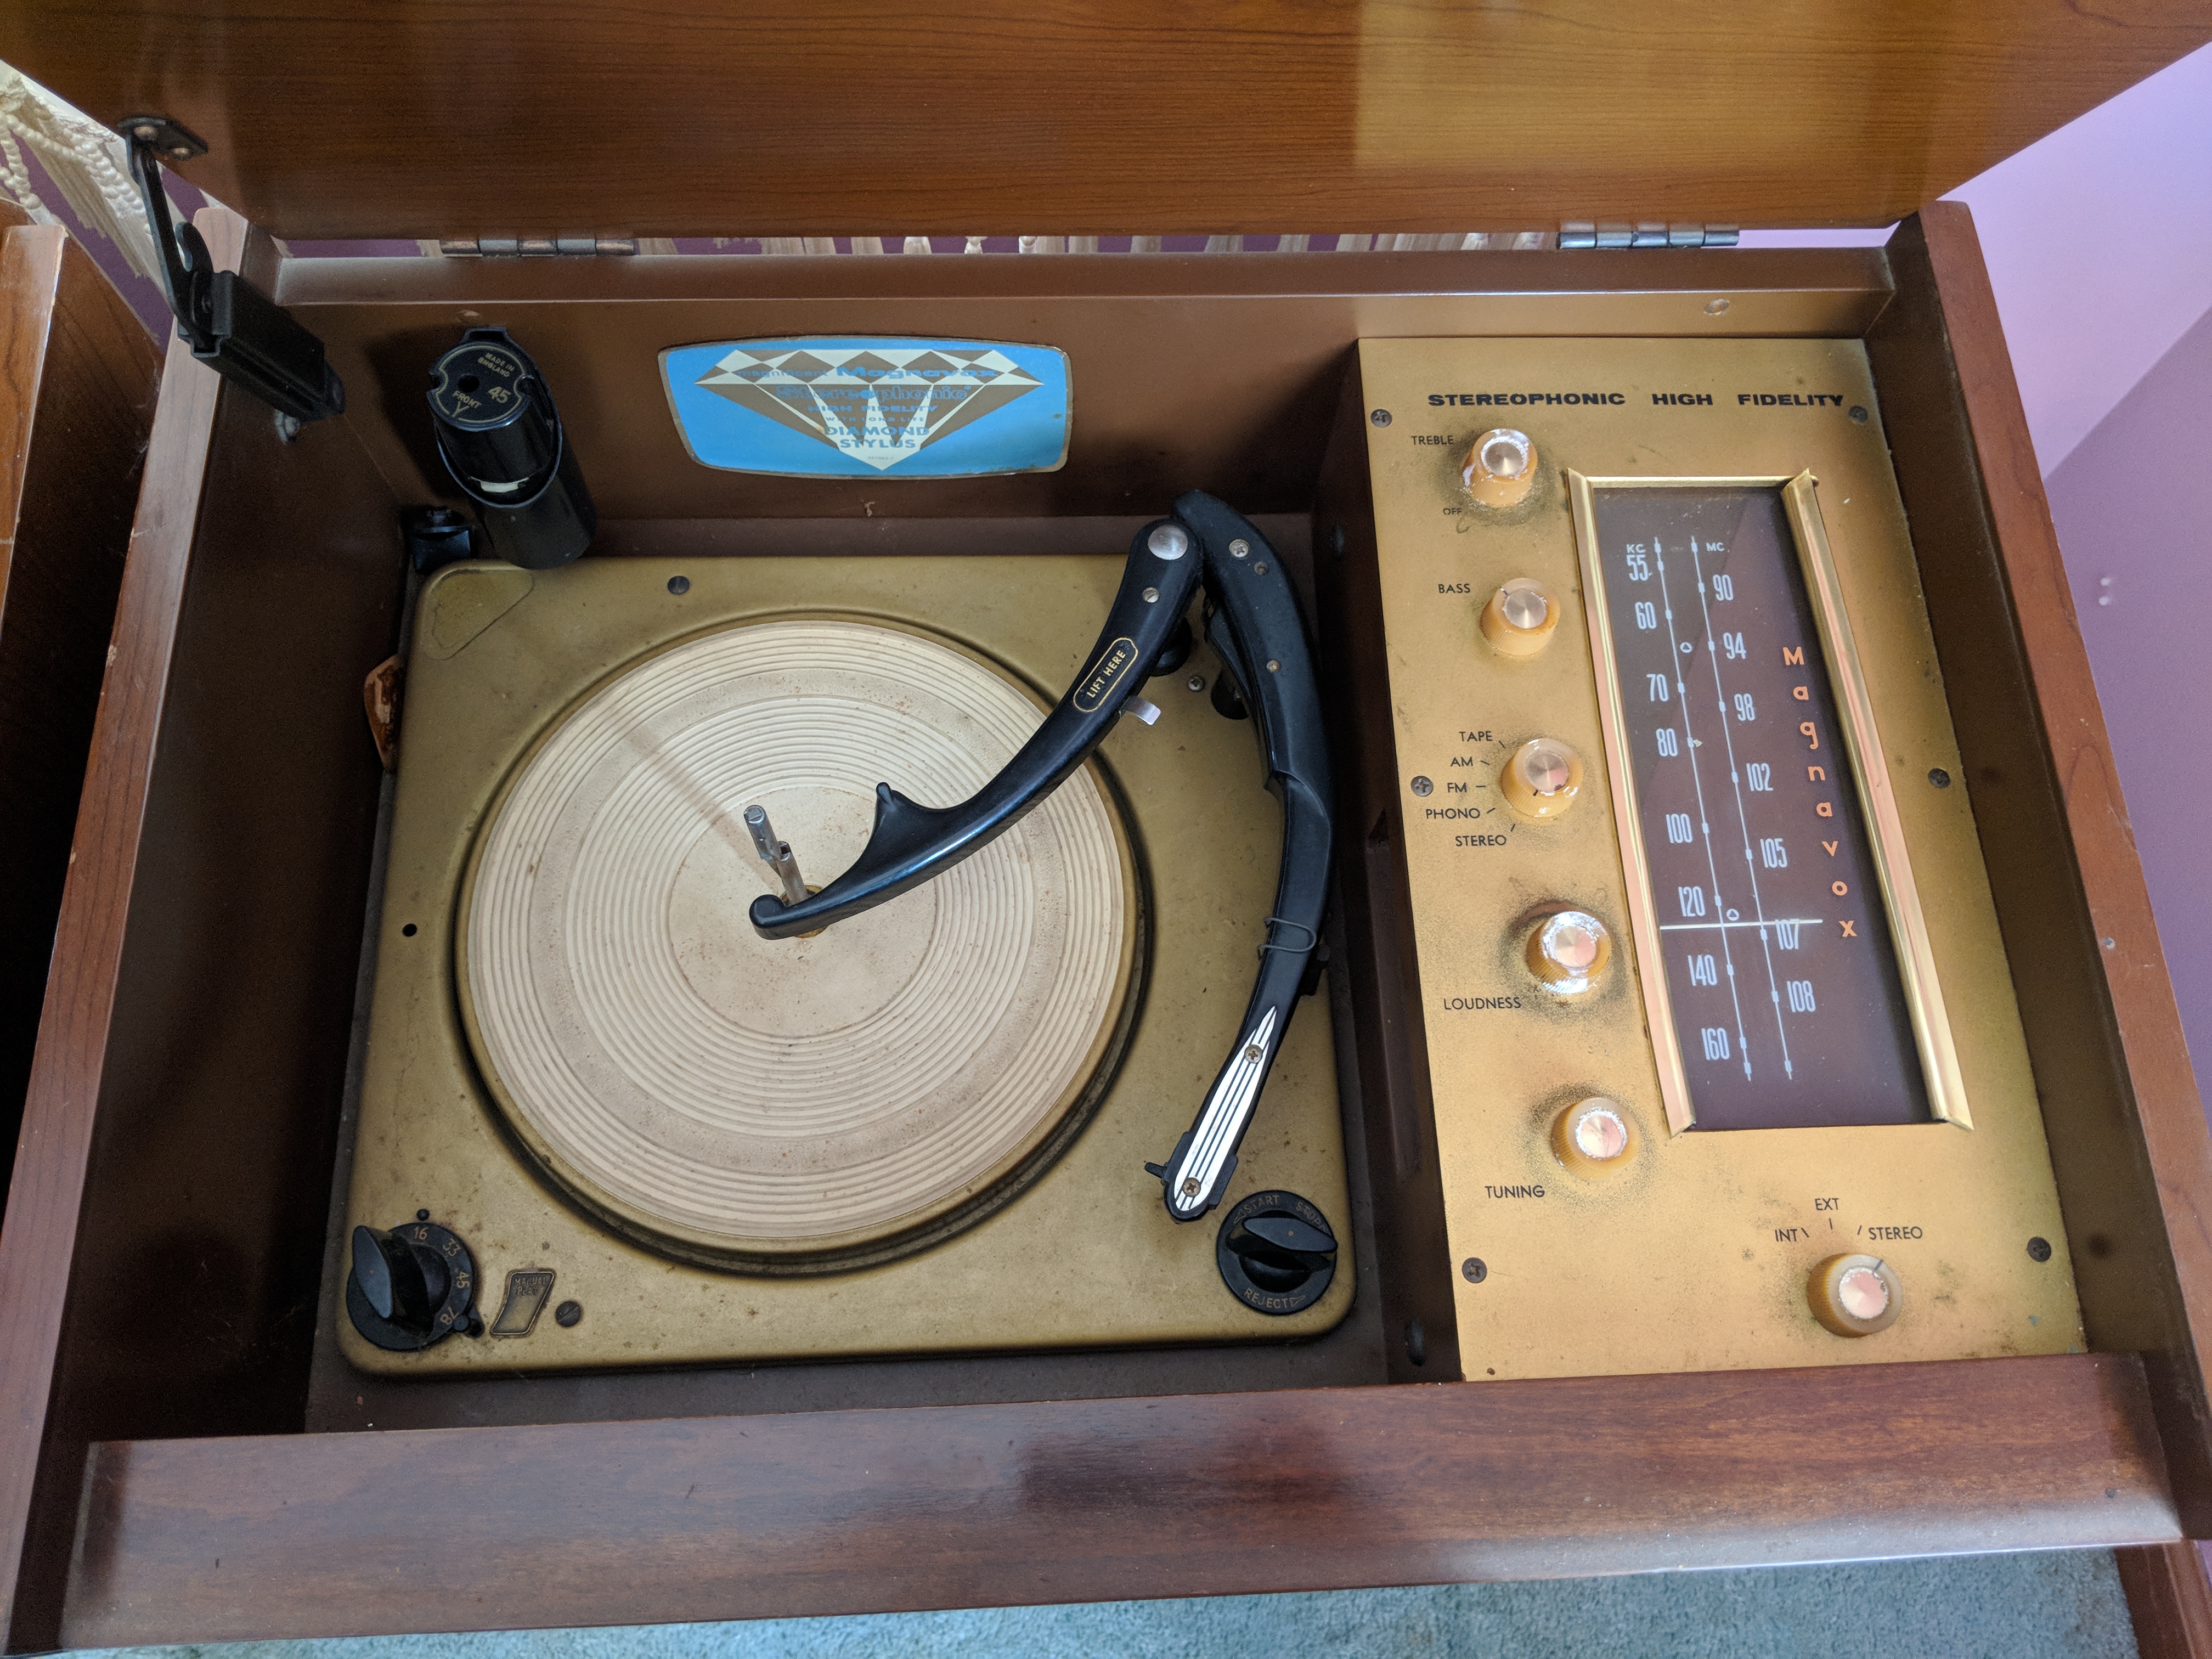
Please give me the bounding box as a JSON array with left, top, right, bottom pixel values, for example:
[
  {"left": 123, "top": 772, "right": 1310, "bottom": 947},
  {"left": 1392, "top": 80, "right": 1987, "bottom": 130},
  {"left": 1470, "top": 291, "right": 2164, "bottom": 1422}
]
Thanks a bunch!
[
  {"left": 1526, "top": 909, "right": 1612, "bottom": 994},
  {"left": 1499, "top": 736, "right": 1583, "bottom": 819},
  {"left": 1808, "top": 1253, "right": 1903, "bottom": 1337},
  {"left": 1480, "top": 578, "right": 1560, "bottom": 657}
]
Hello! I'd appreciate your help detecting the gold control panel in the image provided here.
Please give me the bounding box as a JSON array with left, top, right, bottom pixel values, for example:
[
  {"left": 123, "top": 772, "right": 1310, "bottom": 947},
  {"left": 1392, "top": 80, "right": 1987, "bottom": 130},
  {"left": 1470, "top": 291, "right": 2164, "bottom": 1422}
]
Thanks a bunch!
[{"left": 1353, "top": 337, "right": 2083, "bottom": 1379}]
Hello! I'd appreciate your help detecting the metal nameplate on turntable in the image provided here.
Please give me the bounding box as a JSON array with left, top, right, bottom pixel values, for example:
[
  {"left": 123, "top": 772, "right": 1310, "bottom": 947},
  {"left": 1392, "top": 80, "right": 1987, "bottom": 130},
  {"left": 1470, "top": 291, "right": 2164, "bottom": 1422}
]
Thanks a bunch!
[
  {"left": 661, "top": 337, "right": 1071, "bottom": 477},
  {"left": 337, "top": 554, "right": 1351, "bottom": 1374},
  {"left": 1353, "top": 336, "right": 2083, "bottom": 1382}
]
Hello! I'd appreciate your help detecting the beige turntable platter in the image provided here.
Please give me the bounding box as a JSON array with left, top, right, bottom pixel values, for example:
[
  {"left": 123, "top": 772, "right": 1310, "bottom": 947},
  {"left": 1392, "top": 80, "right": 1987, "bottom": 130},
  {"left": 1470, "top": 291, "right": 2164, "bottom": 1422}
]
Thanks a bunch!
[
  {"left": 338, "top": 553, "right": 1352, "bottom": 1373},
  {"left": 459, "top": 617, "right": 1139, "bottom": 1268}
]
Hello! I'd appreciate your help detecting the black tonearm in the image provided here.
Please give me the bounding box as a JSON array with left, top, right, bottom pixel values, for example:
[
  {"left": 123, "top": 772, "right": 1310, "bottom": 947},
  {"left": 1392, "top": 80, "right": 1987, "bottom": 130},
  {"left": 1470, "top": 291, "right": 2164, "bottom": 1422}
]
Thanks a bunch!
[{"left": 749, "top": 490, "right": 1333, "bottom": 1223}]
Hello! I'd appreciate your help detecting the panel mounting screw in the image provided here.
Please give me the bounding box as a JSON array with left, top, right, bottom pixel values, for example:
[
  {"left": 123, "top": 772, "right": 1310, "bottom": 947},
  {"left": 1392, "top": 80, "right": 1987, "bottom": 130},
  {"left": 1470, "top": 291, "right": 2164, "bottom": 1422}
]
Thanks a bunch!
[
  {"left": 1228, "top": 538, "right": 1251, "bottom": 558},
  {"left": 1370, "top": 409, "right": 1391, "bottom": 427},
  {"left": 555, "top": 1300, "right": 583, "bottom": 1327},
  {"left": 1187, "top": 673, "right": 1205, "bottom": 692},
  {"left": 2027, "top": 1237, "right": 2052, "bottom": 1262},
  {"left": 1849, "top": 405, "right": 1869, "bottom": 424},
  {"left": 1704, "top": 297, "right": 1730, "bottom": 315},
  {"left": 1462, "top": 1257, "right": 1488, "bottom": 1283},
  {"left": 1410, "top": 775, "right": 1433, "bottom": 796}
]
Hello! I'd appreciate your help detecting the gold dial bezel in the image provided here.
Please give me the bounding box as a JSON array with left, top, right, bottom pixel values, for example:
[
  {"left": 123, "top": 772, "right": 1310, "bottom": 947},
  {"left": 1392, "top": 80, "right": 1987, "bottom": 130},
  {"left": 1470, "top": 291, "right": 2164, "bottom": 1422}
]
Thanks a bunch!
[{"left": 1567, "top": 469, "right": 1970, "bottom": 1134}]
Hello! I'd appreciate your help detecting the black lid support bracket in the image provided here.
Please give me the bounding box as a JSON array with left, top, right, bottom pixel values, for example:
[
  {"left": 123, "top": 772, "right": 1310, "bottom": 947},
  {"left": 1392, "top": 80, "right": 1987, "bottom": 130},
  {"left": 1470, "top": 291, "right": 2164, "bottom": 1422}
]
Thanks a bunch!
[{"left": 117, "top": 114, "right": 345, "bottom": 430}]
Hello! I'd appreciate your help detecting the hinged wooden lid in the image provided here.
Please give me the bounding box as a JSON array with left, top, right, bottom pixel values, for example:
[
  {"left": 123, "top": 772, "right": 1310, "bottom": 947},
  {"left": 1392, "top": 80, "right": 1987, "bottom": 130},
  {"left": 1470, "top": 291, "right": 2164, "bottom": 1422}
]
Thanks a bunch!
[{"left": 1, "top": 2, "right": 2205, "bottom": 240}]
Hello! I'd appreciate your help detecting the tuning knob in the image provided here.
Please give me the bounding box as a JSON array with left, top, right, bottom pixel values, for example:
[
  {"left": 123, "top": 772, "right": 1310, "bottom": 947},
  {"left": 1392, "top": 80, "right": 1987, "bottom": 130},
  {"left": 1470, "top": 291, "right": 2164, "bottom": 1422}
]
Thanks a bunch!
[
  {"left": 1480, "top": 578, "right": 1559, "bottom": 657},
  {"left": 1463, "top": 427, "right": 1536, "bottom": 508},
  {"left": 1499, "top": 737, "right": 1583, "bottom": 819},
  {"left": 1526, "top": 909, "right": 1612, "bottom": 994},
  {"left": 346, "top": 1216, "right": 481, "bottom": 1351},
  {"left": 1808, "top": 1254, "right": 1902, "bottom": 1336},
  {"left": 1551, "top": 1097, "right": 1638, "bottom": 1178}
]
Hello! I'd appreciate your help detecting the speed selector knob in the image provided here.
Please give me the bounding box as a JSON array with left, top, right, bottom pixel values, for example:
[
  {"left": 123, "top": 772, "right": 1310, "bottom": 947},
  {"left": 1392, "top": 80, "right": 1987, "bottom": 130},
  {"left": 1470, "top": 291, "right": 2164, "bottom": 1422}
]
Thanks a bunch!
[
  {"left": 1480, "top": 578, "right": 1559, "bottom": 657},
  {"left": 1525, "top": 909, "right": 1611, "bottom": 994},
  {"left": 1499, "top": 737, "right": 1583, "bottom": 819},
  {"left": 1808, "top": 1254, "right": 1902, "bottom": 1337},
  {"left": 345, "top": 1217, "right": 481, "bottom": 1351},
  {"left": 1463, "top": 426, "right": 1536, "bottom": 508}
]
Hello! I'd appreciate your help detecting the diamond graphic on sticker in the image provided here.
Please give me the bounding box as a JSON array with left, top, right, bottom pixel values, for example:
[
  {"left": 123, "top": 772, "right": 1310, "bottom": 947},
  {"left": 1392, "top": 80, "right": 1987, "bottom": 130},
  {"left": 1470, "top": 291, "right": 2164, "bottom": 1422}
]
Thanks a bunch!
[{"left": 695, "top": 345, "right": 1044, "bottom": 472}]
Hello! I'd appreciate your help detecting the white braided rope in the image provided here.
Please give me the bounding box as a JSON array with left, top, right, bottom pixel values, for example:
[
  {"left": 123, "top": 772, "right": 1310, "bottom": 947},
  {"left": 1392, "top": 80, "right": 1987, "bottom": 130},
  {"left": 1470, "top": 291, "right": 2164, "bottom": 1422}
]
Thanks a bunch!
[{"left": 0, "top": 62, "right": 164, "bottom": 282}]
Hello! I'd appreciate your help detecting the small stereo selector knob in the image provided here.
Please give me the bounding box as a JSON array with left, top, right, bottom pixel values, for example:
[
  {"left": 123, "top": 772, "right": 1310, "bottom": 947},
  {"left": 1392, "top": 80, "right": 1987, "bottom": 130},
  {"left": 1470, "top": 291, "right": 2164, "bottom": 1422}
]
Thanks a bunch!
[
  {"left": 1807, "top": 1253, "right": 1902, "bottom": 1337},
  {"left": 1480, "top": 578, "right": 1560, "bottom": 658},
  {"left": 1463, "top": 427, "right": 1536, "bottom": 508},
  {"left": 1499, "top": 737, "right": 1583, "bottom": 819},
  {"left": 1551, "top": 1097, "right": 1637, "bottom": 1178},
  {"left": 1526, "top": 909, "right": 1611, "bottom": 994}
]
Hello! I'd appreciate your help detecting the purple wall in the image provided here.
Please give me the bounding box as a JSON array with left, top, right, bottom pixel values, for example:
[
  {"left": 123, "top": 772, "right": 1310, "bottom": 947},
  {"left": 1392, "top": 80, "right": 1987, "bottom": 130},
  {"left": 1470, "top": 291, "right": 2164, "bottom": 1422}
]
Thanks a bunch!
[{"left": 2044, "top": 308, "right": 2212, "bottom": 1078}]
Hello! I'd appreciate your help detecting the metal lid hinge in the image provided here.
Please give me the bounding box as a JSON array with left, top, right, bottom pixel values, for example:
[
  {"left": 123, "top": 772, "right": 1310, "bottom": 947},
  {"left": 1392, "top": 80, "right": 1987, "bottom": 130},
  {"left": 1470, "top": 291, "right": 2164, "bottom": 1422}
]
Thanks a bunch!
[
  {"left": 1558, "top": 221, "right": 1740, "bottom": 250},
  {"left": 436, "top": 237, "right": 640, "bottom": 257}
]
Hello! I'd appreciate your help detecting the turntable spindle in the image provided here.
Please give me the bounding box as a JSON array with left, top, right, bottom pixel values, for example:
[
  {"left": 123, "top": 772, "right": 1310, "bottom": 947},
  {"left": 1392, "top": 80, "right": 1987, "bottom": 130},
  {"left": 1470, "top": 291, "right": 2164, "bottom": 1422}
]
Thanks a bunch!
[{"left": 742, "top": 804, "right": 809, "bottom": 908}]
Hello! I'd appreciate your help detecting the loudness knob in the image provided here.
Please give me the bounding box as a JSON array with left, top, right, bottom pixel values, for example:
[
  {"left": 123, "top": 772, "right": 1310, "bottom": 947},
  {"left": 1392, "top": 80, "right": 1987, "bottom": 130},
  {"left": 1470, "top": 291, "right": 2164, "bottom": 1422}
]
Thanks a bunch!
[
  {"left": 1499, "top": 737, "right": 1583, "bottom": 819},
  {"left": 1463, "top": 427, "right": 1536, "bottom": 508},
  {"left": 1526, "top": 909, "right": 1611, "bottom": 994},
  {"left": 1808, "top": 1254, "right": 1902, "bottom": 1336},
  {"left": 1480, "top": 578, "right": 1560, "bottom": 657}
]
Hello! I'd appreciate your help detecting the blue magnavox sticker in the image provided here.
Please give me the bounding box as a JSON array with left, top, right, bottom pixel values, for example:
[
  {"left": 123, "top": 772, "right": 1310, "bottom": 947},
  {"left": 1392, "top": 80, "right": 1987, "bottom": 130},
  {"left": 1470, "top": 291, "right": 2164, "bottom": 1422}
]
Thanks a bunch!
[{"left": 661, "top": 337, "right": 1070, "bottom": 478}]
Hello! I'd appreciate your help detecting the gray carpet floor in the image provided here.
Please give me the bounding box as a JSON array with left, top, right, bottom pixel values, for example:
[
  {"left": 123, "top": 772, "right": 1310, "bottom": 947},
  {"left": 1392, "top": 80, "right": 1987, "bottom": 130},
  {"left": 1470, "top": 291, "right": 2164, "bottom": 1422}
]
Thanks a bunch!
[{"left": 80, "top": 1548, "right": 2134, "bottom": 1659}]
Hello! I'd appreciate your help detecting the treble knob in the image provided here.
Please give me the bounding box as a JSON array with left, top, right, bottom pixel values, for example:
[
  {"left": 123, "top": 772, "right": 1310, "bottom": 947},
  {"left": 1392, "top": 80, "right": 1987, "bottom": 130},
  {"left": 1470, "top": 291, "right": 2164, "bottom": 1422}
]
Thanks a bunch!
[{"left": 1463, "top": 427, "right": 1537, "bottom": 508}]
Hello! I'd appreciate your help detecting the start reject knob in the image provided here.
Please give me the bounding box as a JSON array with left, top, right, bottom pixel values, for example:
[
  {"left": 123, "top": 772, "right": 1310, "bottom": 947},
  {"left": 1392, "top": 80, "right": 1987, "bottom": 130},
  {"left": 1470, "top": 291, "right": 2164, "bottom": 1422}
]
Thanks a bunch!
[
  {"left": 1500, "top": 737, "right": 1583, "bottom": 819},
  {"left": 1216, "top": 1189, "right": 1339, "bottom": 1315},
  {"left": 1808, "top": 1253, "right": 1902, "bottom": 1336},
  {"left": 1480, "top": 578, "right": 1560, "bottom": 657}
]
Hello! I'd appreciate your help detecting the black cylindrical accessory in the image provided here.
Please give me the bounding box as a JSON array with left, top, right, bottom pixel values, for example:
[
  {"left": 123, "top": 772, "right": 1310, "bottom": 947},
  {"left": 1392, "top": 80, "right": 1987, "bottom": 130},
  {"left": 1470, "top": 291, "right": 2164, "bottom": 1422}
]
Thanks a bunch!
[{"left": 426, "top": 326, "right": 596, "bottom": 569}]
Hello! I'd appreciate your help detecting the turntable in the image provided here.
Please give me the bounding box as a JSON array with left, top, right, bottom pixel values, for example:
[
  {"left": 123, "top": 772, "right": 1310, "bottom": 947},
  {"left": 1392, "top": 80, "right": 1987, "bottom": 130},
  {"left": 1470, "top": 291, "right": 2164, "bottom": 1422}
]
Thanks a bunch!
[{"left": 340, "top": 504, "right": 1352, "bottom": 1369}]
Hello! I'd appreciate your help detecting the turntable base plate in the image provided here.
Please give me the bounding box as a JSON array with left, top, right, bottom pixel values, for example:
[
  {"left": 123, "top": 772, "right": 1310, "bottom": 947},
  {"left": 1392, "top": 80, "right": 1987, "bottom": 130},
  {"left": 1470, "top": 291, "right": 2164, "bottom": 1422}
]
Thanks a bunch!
[
  {"left": 338, "top": 555, "right": 1351, "bottom": 1373},
  {"left": 461, "top": 618, "right": 1137, "bottom": 1266}
]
